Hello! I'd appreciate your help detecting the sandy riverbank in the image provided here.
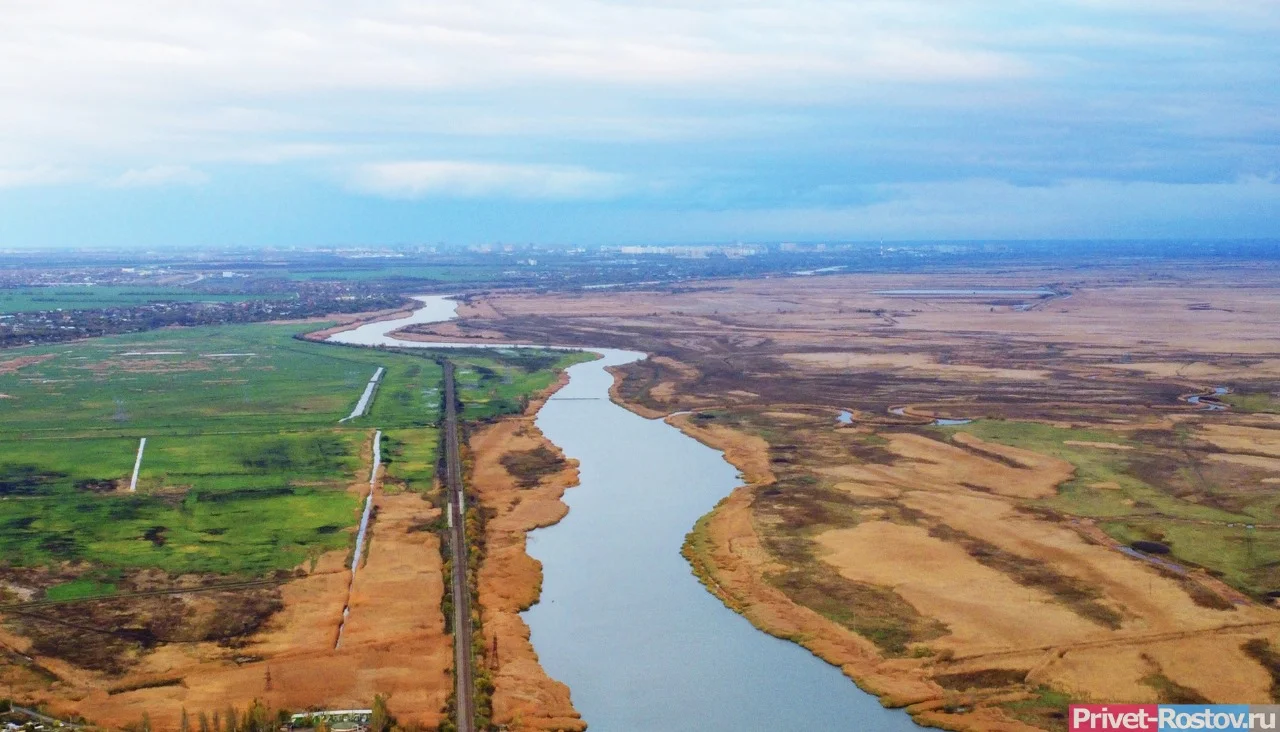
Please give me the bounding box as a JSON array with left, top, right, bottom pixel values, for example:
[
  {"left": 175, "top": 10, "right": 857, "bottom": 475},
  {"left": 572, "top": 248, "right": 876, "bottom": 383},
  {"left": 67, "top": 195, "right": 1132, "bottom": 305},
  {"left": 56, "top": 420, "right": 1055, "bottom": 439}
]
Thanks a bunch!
[
  {"left": 663, "top": 404, "right": 1280, "bottom": 731},
  {"left": 467, "top": 372, "right": 586, "bottom": 732}
]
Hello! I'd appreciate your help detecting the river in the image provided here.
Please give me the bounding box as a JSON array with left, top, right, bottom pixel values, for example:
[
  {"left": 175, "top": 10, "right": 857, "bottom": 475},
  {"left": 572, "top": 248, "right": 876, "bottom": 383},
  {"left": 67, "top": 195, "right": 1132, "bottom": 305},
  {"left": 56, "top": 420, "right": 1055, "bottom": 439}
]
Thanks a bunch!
[{"left": 329, "top": 295, "right": 919, "bottom": 732}]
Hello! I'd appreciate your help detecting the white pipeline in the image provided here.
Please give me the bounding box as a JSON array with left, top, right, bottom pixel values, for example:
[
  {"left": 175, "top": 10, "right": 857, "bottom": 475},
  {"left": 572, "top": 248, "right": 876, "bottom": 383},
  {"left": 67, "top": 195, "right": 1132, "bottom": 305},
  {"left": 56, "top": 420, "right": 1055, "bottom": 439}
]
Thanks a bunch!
[
  {"left": 128, "top": 437, "right": 147, "bottom": 492},
  {"left": 339, "top": 367, "right": 385, "bottom": 423},
  {"left": 336, "top": 429, "right": 381, "bottom": 650}
]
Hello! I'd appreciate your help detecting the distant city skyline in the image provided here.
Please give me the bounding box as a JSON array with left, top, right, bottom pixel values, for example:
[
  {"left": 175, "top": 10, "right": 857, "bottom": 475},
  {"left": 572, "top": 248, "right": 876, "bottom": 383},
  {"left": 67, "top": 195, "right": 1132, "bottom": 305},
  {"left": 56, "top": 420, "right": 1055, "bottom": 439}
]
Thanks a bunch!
[{"left": 1, "top": 1, "right": 1277, "bottom": 247}]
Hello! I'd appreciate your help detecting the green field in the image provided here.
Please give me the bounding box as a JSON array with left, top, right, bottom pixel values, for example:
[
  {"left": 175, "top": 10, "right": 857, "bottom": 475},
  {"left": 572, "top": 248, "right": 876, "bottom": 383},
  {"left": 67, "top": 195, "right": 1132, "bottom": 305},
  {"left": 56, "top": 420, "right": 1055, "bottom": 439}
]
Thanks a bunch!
[
  {"left": 381, "top": 427, "right": 441, "bottom": 490},
  {"left": 447, "top": 348, "right": 596, "bottom": 421},
  {"left": 379, "top": 348, "right": 593, "bottom": 487},
  {"left": 1223, "top": 391, "right": 1280, "bottom": 414},
  {"left": 45, "top": 578, "right": 118, "bottom": 601},
  {"left": 0, "top": 323, "right": 594, "bottom": 588},
  {"left": 0, "top": 322, "right": 442, "bottom": 583},
  {"left": 0, "top": 286, "right": 284, "bottom": 313},
  {"left": 940, "top": 419, "right": 1280, "bottom": 595},
  {"left": 2, "top": 324, "right": 439, "bottom": 435}
]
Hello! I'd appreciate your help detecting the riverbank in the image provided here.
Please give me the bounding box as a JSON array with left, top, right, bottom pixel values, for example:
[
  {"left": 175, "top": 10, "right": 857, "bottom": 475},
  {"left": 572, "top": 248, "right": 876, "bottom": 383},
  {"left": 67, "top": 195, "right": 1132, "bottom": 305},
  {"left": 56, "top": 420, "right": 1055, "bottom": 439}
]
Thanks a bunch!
[
  {"left": 667, "top": 413, "right": 1039, "bottom": 732},
  {"left": 321, "top": 293, "right": 987, "bottom": 730},
  {"left": 468, "top": 372, "right": 587, "bottom": 731},
  {"left": 654, "top": 399, "right": 1280, "bottom": 730}
]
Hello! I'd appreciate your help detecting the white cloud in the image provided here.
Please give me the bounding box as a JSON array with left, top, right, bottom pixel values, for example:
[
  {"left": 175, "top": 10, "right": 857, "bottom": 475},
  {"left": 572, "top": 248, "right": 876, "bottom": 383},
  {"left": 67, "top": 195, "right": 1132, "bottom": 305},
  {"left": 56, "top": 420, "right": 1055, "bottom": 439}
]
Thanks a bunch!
[
  {"left": 111, "top": 165, "right": 209, "bottom": 188},
  {"left": 0, "top": 0, "right": 1034, "bottom": 168},
  {"left": 349, "top": 161, "right": 624, "bottom": 200},
  {"left": 0, "top": 0, "right": 1274, "bottom": 228},
  {"left": 0, "top": 166, "right": 79, "bottom": 188}
]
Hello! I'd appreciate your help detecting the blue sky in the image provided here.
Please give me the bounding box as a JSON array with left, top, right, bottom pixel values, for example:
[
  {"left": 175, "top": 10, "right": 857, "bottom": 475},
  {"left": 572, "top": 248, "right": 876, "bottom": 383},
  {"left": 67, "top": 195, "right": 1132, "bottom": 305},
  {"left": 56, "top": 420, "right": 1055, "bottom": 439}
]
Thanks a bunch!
[{"left": 0, "top": 0, "right": 1277, "bottom": 247}]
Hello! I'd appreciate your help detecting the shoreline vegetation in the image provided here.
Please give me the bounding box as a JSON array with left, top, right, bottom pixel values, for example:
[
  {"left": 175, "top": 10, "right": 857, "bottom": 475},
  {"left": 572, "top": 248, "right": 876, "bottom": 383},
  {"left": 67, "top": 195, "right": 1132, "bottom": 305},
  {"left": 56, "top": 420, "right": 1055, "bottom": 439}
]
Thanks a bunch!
[
  {"left": 465, "top": 346, "right": 980, "bottom": 730},
  {"left": 466, "top": 370, "right": 589, "bottom": 731},
  {"left": 437, "top": 273, "right": 1280, "bottom": 731},
  {"left": 8, "top": 268, "right": 1280, "bottom": 731},
  {"left": 667, "top": 415, "right": 1028, "bottom": 732}
]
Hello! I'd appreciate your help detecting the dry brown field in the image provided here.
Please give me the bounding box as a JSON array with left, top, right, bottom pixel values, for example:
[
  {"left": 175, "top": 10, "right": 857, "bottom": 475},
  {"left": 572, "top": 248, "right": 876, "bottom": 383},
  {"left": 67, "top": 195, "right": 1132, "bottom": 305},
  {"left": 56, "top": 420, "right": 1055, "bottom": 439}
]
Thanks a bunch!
[
  {"left": 431, "top": 263, "right": 1280, "bottom": 731},
  {"left": 1, "top": 433, "right": 452, "bottom": 730}
]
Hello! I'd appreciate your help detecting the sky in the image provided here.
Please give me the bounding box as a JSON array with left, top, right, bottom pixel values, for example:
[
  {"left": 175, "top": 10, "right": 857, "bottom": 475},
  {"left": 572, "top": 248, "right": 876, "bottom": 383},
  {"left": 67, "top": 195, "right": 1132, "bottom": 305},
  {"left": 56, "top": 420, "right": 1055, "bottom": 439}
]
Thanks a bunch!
[{"left": 0, "top": 0, "right": 1277, "bottom": 248}]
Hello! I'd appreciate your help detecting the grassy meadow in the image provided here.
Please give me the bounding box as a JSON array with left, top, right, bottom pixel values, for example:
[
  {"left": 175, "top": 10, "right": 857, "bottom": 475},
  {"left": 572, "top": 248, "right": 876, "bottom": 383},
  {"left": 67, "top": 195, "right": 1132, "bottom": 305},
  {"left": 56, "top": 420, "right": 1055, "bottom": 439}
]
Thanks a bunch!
[
  {"left": 0, "top": 286, "right": 284, "bottom": 313},
  {"left": 2, "top": 324, "right": 440, "bottom": 435},
  {"left": 379, "top": 348, "right": 593, "bottom": 488},
  {"left": 447, "top": 348, "right": 595, "bottom": 421},
  {"left": 0, "top": 321, "right": 595, "bottom": 592},
  {"left": 0, "top": 322, "right": 443, "bottom": 586}
]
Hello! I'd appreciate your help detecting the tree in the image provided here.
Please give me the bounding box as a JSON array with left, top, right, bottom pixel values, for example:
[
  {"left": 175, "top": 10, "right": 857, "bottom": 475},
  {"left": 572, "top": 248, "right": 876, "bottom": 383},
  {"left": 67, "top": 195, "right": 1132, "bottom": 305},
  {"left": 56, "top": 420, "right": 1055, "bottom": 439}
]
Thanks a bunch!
[
  {"left": 198, "top": 711, "right": 211, "bottom": 732},
  {"left": 180, "top": 708, "right": 191, "bottom": 732},
  {"left": 224, "top": 705, "right": 238, "bottom": 732},
  {"left": 371, "top": 694, "right": 394, "bottom": 732},
  {"left": 244, "top": 699, "right": 273, "bottom": 732}
]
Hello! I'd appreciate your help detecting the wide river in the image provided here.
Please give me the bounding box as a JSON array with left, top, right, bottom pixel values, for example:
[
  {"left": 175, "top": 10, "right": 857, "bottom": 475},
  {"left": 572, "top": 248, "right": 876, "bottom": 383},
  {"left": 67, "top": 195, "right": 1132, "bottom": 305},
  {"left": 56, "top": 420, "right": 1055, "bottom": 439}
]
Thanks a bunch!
[{"left": 330, "top": 295, "right": 919, "bottom": 732}]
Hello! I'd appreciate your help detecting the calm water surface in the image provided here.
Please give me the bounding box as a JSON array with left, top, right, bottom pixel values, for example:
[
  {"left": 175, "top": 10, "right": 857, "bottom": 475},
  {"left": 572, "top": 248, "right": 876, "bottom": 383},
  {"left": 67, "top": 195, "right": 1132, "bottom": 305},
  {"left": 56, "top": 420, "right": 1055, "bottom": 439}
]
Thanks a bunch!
[{"left": 330, "top": 296, "right": 920, "bottom": 732}]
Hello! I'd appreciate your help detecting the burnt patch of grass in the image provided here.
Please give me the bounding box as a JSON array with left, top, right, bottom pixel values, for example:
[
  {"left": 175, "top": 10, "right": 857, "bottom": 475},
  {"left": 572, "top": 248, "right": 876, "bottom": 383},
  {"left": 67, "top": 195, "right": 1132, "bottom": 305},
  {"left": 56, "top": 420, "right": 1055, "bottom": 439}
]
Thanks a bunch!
[
  {"left": 107, "top": 676, "right": 185, "bottom": 695},
  {"left": 18, "top": 611, "right": 146, "bottom": 674},
  {"left": 1175, "top": 576, "right": 1236, "bottom": 610},
  {"left": 75, "top": 478, "right": 120, "bottom": 493},
  {"left": 0, "top": 464, "right": 68, "bottom": 497},
  {"left": 934, "top": 668, "right": 1028, "bottom": 691},
  {"left": 1126, "top": 455, "right": 1209, "bottom": 503},
  {"left": 613, "top": 359, "right": 675, "bottom": 413},
  {"left": 7, "top": 515, "right": 36, "bottom": 530},
  {"left": 843, "top": 439, "right": 899, "bottom": 466},
  {"left": 499, "top": 446, "right": 565, "bottom": 488},
  {"left": 1140, "top": 671, "right": 1210, "bottom": 704},
  {"left": 767, "top": 564, "right": 948, "bottom": 657},
  {"left": 37, "top": 534, "right": 80, "bottom": 557},
  {"left": 929, "top": 524, "right": 1125, "bottom": 629},
  {"left": 749, "top": 466, "right": 947, "bottom": 657},
  {"left": 13, "top": 585, "right": 284, "bottom": 674},
  {"left": 948, "top": 439, "right": 1029, "bottom": 470},
  {"left": 239, "top": 433, "right": 348, "bottom": 474},
  {"left": 142, "top": 526, "right": 167, "bottom": 547},
  {"left": 1242, "top": 638, "right": 1280, "bottom": 702},
  {"left": 753, "top": 479, "right": 885, "bottom": 550},
  {"left": 192, "top": 486, "right": 295, "bottom": 503},
  {"left": 1000, "top": 686, "right": 1073, "bottom": 732}
]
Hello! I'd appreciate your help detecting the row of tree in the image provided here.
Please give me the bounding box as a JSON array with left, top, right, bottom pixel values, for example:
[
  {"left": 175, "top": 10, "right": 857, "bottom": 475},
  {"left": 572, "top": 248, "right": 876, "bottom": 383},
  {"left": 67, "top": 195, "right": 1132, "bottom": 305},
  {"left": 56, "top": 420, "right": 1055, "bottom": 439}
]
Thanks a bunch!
[{"left": 129, "top": 694, "right": 398, "bottom": 732}]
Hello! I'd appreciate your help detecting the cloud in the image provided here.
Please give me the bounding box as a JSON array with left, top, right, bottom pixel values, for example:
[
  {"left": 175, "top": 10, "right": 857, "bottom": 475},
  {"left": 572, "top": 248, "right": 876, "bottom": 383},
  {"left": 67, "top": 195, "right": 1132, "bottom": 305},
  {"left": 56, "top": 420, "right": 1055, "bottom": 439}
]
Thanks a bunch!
[
  {"left": 111, "top": 165, "right": 209, "bottom": 188},
  {"left": 0, "top": 166, "right": 79, "bottom": 188},
  {"left": 0, "top": 1, "right": 1035, "bottom": 167},
  {"left": 348, "top": 160, "right": 624, "bottom": 200},
  {"left": 0, "top": 0, "right": 1276, "bottom": 243}
]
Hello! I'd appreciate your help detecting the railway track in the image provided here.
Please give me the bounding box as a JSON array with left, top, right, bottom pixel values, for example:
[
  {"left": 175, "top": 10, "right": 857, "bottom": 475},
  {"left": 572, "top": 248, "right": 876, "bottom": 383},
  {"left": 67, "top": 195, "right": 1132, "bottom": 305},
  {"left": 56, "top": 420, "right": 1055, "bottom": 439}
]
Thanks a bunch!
[{"left": 443, "top": 360, "right": 477, "bottom": 732}]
